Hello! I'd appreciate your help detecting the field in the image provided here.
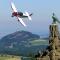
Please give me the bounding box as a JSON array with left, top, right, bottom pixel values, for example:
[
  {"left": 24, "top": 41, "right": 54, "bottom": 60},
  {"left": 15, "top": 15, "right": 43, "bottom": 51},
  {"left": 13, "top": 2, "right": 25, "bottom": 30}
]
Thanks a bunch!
[
  {"left": 30, "top": 39, "right": 49, "bottom": 46},
  {"left": 0, "top": 55, "right": 21, "bottom": 60}
]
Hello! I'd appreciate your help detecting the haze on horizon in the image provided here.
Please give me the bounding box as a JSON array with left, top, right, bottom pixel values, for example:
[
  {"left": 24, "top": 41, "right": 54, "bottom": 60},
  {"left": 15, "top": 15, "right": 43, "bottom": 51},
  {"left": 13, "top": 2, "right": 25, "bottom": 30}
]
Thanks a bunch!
[{"left": 0, "top": 0, "right": 60, "bottom": 38}]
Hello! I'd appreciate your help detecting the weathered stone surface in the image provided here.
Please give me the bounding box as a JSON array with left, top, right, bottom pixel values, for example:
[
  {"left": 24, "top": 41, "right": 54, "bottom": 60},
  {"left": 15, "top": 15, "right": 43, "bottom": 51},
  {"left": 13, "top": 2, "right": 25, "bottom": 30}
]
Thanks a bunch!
[{"left": 36, "top": 24, "right": 60, "bottom": 60}]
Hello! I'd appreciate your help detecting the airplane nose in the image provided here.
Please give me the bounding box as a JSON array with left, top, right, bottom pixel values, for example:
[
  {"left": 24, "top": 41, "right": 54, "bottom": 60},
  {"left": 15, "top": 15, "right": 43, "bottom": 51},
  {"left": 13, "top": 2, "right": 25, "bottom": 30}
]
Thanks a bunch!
[{"left": 12, "top": 12, "right": 17, "bottom": 16}]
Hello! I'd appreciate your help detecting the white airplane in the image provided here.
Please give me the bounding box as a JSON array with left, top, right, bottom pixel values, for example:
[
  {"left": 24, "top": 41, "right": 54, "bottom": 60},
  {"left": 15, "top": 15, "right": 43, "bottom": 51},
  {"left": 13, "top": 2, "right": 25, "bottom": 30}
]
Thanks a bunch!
[{"left": 11, "top": 2, "right": 32, "bottom": 27}]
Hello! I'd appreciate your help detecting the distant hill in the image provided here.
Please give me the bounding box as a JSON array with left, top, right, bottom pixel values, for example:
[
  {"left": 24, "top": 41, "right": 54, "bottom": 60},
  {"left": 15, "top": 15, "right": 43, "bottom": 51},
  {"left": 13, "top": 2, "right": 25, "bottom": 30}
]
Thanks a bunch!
[
  {"left": 0, "top": 30, "right": 40, "bottom": 42},
  {"left": 0, "top": 31, "right": 48, "bottom": 56}
]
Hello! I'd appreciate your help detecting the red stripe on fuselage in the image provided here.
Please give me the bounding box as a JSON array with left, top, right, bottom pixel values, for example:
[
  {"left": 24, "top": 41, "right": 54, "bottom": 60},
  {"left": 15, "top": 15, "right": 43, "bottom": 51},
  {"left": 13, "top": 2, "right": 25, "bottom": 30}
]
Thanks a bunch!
[{"left": 12, "top": 12, "right": 18, "bottom": 16}]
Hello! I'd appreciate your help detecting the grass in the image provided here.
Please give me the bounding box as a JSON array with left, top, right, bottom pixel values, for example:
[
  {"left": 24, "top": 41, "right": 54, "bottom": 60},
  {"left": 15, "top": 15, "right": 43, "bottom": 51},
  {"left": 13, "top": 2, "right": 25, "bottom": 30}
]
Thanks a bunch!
[{"left": 0, "top": 55, "right": 21, "bottom": 60}]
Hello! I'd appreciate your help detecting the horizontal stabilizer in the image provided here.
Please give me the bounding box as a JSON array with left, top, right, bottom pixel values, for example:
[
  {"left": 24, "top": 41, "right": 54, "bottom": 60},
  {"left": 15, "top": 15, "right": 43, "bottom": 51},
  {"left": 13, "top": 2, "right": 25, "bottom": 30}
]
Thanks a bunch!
[{"left": 25, "top": 12, "right": 32, "bottom": 20}]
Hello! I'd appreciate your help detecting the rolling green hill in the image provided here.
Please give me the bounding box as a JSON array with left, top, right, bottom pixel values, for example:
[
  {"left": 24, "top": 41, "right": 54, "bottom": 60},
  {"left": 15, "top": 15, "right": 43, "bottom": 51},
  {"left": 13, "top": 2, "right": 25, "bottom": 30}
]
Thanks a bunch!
[{"left": 0, "top": 31, "right": 48, "bottom": 56}]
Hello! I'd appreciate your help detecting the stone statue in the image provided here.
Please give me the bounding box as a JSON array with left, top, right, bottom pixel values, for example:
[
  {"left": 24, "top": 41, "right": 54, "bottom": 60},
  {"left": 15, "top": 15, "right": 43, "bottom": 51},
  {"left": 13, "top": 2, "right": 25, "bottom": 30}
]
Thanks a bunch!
[{"left": 52, "top": 13, "right": 60, "bottom": 24}]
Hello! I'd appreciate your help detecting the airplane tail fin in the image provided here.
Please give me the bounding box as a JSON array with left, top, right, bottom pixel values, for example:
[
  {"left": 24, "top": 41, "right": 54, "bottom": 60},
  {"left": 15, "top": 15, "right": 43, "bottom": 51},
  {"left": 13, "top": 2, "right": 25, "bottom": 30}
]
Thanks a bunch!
[{"left": 29, "top": 13, "right": 33, "bottom": 16}]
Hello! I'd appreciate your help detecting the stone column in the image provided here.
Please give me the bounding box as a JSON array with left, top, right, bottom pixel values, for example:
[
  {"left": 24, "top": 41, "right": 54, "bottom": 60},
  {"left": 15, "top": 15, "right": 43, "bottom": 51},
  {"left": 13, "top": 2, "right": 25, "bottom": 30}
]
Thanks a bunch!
[{"left": 49, "top": 24, "right": 59, "bottom": 60}]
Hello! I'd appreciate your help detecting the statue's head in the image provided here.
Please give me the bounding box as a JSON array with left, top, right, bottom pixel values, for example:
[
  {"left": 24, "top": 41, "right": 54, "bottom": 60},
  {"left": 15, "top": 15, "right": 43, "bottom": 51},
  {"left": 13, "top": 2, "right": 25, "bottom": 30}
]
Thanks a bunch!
[{"left": 53, "top": 13, "right": 55, "bottom": 16}]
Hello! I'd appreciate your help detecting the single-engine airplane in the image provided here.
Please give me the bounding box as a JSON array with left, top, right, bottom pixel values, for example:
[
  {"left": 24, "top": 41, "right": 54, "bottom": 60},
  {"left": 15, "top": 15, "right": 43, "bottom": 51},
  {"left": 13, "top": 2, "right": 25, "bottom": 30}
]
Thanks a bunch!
[{"left": 11, "top": 2, "right": 32, "bottom": 27}]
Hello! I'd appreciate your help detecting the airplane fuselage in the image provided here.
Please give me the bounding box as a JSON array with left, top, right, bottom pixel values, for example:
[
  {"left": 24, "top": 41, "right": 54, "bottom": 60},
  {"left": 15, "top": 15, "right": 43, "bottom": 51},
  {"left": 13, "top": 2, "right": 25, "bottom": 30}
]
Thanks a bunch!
[
  {"left": 12, "top": 12, "right": 24, "bottom": 17},
  {"left": 12, "top": 12, "right": 32, "bottom": 18}
]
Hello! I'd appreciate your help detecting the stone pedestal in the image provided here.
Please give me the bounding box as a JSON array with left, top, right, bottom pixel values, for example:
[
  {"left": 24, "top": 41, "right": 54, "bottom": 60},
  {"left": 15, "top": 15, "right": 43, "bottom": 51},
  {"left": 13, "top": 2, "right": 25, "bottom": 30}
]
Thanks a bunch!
[{"left": 49, "top": 24, "right": 59, "bottom": 60}]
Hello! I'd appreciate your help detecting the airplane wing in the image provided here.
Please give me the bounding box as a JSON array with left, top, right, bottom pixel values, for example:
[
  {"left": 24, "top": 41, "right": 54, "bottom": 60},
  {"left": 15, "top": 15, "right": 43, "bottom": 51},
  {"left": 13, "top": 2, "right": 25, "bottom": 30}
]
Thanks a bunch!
[
  {"left": 11, "top": 2, "right": 17, "bottom": 12},
  {"left": 17, "top": 17, "right": 26, "bottom": 27}
]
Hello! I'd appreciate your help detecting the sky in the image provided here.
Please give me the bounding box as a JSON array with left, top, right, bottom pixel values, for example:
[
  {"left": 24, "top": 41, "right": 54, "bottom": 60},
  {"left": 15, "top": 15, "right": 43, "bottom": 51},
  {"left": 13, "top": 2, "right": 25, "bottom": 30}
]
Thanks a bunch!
[{"left": 0, "top": 0, "right": 60, "bottom": 38}]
